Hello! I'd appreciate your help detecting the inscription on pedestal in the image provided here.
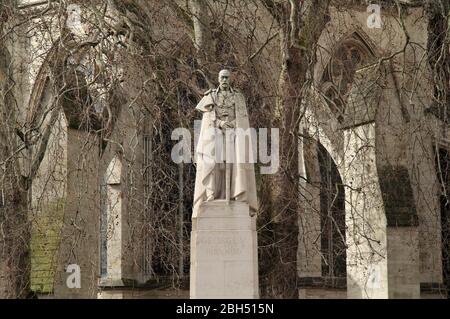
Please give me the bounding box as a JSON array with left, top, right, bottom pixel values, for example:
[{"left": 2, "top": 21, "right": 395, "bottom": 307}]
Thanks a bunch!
[
  {"left": 196, "top": 231, "right": 253, "bottom": 261},
  {"left": 199, "top": 232, "right": 245, "bottom": 256}
]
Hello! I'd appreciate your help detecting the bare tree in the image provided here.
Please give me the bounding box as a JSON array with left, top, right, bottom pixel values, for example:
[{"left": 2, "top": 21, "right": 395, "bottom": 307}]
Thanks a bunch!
[
  {"left": 258, "top": 0, "right": 331, "bottom": 297},
  {"left": 0, "top": 0, "right": 449, "bottom": 299},
  {"left": 0, "top": 1, "right": 31, "bottom": 298}
]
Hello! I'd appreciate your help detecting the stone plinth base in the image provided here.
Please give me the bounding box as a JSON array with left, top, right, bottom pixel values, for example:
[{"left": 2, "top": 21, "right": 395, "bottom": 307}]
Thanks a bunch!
[{"left": 190, "top": 201, "right": 259, "bottom": 299}]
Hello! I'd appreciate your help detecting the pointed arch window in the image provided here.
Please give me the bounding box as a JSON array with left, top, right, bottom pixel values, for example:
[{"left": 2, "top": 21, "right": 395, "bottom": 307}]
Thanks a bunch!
[{"left": 321, "top": 34, "right": 375, "bottom": 122}]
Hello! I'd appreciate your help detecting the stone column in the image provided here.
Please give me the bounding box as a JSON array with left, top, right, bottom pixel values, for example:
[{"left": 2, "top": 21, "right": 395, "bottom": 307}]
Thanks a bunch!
[
  {"left": 190, "top": 201, "right": 259, "bottom": 299},
  {"left": 54, "top": 129, "right": 100, "bottom": 298},
  {"left": 298, "top": 139, "right": 323, "bottom": 298},
  {"left": 343, "top": 123, "right": 420, "bottom": 299},
  {"left": 104, "top": 155, "right": 123, "bottom": 284},
  {"left": 341, "top": 66, "right": 420, "bottom": 299},
  {"left": 343, "top": 123, "right": 389, "bottom": 299},
  {"left": 97, "top": 108, "right": 150, "bottom": 298}
]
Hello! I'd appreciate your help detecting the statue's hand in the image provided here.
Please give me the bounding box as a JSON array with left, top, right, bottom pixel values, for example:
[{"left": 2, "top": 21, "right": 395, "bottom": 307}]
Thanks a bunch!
[
  {"left": 220, "top": 121, "right": 234, "bottom": 129},
  {"left": 224, "top": 122, "right": 235, "bottom": 129}
]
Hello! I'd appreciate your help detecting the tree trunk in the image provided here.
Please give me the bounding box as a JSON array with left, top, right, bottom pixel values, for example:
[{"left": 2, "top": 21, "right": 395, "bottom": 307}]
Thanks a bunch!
[
  {"left": 0, "top": 172, "right": 30, "bottom": 299},
  {"left": 262, "top": 0, "right": 330, "bottom": 298},
  {"left": 0, "top": 20, "right": 31, "bottom": 298},
  {"left": 426, "top": 0, "right": 450, "bottom": 298},
  {"left": 426, "top": 0, "right": 450, "bottom": 123},
  {"left": 190, "top": 0, "right": 214, "bottom": 66}
]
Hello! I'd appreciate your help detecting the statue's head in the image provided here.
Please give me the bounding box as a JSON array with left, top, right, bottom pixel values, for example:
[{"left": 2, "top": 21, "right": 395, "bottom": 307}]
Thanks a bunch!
[{"left": 218, "top": 69, "right": 232, "bottom": 91}]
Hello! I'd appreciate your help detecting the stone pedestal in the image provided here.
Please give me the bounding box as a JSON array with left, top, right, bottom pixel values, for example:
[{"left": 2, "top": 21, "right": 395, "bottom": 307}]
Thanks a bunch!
[{"left": 190, "top": 201, "right": 259, "bottom": 299}]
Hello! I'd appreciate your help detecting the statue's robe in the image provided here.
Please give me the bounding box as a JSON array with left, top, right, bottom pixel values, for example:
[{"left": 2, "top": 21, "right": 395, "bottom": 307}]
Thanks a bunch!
[{"left": 193, "top": 88, "right": 258, "bottom": 218}]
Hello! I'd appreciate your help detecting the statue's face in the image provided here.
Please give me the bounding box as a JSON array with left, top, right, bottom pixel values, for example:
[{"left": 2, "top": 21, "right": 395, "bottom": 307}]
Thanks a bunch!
[{"left": 219, "top": 72, "right": 231, "bottom": 90}]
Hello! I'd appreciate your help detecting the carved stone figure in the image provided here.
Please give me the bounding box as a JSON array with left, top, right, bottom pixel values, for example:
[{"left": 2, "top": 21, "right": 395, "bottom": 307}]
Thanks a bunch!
[{"left": 193, "top": 70, "right": 258, "bottom": 217}]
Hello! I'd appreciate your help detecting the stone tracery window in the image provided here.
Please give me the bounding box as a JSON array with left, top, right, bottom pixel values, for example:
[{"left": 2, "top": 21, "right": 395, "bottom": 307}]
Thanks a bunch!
[{"left": 321, "top": 34, "right": 375, "bottom": 122}]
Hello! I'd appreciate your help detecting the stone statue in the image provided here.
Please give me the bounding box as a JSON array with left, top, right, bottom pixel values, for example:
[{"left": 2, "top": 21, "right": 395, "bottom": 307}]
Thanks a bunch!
[{"left": 193, "top": 69, "right": 258, "bottom": 218}]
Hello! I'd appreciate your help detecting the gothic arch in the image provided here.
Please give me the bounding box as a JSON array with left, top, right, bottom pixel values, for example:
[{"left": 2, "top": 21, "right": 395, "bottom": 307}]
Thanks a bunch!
[
  {"left": 306, "top": 25, "right": 427, "bottom": 298},
  {"left": 26, "top": 38, "right": 125, "bottom": 137},
  {"left": 319, "top": 31, "right": 378, "bottom": 124},
  {"left": 304, "top": 29, "right": 383, "bottom": 177},
  {"left": 300, "top": 29, "right": 395, "bottom": 298}
]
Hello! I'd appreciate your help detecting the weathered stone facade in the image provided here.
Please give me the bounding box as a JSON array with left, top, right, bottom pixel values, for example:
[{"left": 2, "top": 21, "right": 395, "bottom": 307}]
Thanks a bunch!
[{"left": 7, "top": 1, "right": 449, "bottom": 299}]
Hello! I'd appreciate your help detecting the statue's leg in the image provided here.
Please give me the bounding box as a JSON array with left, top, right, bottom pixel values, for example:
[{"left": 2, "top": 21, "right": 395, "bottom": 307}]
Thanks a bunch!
[
  {"left": 205, "top": 170, "right": 215, "bottom": 201},
  {"left": 216, "top": 163, "right": 226, "bottom": 199},
  {"left": 205, "top": 164, "right": 226, "bottom": 201}
]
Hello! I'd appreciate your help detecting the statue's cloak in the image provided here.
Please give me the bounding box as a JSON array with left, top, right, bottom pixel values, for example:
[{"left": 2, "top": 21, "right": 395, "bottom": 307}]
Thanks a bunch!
[{"left": 193, "top": 88, "right": 258, "bottom": 218}]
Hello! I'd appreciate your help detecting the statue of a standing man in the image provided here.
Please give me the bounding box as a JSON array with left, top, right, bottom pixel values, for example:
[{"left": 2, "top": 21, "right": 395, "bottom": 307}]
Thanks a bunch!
[{"left": 193, "top": 70, "right": 258, "bottom": 218}]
